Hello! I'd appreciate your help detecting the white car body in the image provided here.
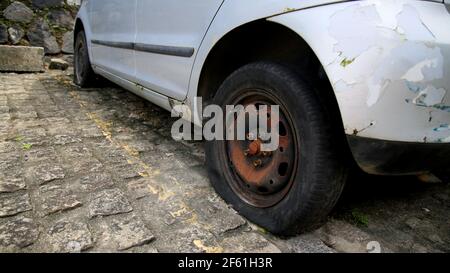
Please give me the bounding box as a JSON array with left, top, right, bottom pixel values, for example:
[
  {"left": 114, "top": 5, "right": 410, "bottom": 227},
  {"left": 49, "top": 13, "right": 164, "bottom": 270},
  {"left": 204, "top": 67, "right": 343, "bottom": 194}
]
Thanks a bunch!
[{"left": 75, "top": 0, "right": 450, "bottom": 174}]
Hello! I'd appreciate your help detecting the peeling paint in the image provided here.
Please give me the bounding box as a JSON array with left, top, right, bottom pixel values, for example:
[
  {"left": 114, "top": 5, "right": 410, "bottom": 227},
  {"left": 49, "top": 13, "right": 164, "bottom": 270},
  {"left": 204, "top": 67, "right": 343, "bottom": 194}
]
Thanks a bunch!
[
  {"left": 329, "top": 4, "right": 382, "bottom": 59},
  {"left": 433, "top": 124, "right": 450, "bottom": 132},
  {"left": 369, "top": 42, "right": 444, "bottom": 107},
  {"left": 340, "top": 57, "right": 355, "bottom": 68},
  {"left": 412, "top": 85, "right": 446, "bottom": 107},
  {"left": 352, "top": 121, "right": 376, "bottom": 136},
  {"left": 402, "top": 57, "right": 443, "bottom": 83},
  {"left": 396, "top": 4, "right": 435, "bottom": 40},
  {"left": 283, "top": 7, "right": 296, "bottom": 13},
  {"left": 435, "top": 105, "right": 450, "bottom": 112},
  {"left": 405, "top": 81, "right": 422, "bottom": 93},
  {"left": 327, "top": 2, "right": 446, "bottom": 108}
]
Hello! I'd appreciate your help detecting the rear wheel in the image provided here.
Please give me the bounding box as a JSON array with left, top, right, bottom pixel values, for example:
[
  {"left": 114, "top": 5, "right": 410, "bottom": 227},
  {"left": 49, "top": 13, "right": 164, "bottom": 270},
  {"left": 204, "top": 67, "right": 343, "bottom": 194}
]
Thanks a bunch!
[
  {"left": 205, "top": 62, "right": 348, "bottom": 235},
  {"left": 74, "top": 30, "right": 95, "bottom": 87}
]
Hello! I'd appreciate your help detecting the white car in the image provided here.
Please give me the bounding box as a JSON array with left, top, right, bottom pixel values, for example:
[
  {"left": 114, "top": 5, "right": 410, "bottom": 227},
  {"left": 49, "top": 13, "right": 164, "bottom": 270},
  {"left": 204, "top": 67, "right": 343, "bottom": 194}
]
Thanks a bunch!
[{"left": 74, "top": 0, "right": 450, "bottom": 235}]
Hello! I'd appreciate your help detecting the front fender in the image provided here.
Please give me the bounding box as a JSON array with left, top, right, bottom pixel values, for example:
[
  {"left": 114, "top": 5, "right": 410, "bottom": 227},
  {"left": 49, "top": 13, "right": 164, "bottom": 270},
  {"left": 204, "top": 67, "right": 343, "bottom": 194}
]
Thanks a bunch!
[
  {"left": 187, "top": 0, "right": 351, "bottom": 126},
  {"left": 269, "top": 0, "right": 450, "bottom": 143}
]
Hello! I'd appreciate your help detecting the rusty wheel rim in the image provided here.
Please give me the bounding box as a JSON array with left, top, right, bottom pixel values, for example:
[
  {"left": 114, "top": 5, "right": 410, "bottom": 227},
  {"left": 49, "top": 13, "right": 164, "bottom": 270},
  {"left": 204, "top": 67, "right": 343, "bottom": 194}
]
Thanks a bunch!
[{"left": 222, "top": 90, "right": 298, "bottom": 208}]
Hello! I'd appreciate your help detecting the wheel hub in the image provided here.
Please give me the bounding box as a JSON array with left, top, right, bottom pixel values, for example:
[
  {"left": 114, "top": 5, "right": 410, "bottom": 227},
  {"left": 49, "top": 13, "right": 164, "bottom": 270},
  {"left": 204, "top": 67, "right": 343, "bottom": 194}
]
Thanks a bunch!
[{"left": 227, "top": 98, "right": 296, "bottom": 198}]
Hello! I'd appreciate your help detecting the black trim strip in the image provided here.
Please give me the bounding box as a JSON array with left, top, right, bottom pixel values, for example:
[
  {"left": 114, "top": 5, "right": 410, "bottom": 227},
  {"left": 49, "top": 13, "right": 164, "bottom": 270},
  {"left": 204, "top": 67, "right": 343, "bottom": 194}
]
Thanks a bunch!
[
  {"left": 134, "top": 43, "right": 194, "bottom": 58},
  {"left": 91, "top": 39, "right": 194, "bottom": 58},
  {"left": 91, "top": 39, "right": 134, "bottom": 50}
]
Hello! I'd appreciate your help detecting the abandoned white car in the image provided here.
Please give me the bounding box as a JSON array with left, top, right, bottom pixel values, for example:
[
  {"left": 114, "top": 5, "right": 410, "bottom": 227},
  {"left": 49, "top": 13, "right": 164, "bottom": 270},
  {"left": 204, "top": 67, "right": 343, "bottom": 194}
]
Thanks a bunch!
[{"left": 74, "top": 0, "right": 450, "bottom": 235}]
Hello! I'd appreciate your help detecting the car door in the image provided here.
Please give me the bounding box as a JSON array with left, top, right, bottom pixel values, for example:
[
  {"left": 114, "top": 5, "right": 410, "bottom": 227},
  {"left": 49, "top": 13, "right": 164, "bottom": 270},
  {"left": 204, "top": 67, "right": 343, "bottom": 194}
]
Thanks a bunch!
[
  {"left": 135, "top": 0, "right": 224, "bottom": 100},
  {"left": 88, "top": 0, "right": 137, "bottom": 81}
]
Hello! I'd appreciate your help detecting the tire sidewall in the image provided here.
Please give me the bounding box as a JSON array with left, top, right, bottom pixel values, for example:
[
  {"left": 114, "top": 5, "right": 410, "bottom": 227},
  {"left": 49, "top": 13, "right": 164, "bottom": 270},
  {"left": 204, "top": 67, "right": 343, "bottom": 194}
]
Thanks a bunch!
[{"left": 74, "top": 31, "right": 92, "bottom": 86}]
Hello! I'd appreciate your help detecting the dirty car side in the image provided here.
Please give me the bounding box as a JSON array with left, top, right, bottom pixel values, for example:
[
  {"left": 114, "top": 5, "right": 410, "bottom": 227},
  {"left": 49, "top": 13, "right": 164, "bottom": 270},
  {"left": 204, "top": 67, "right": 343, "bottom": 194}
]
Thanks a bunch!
[{"left": 76, "top": 0, "right": 450, "bottom": 175}]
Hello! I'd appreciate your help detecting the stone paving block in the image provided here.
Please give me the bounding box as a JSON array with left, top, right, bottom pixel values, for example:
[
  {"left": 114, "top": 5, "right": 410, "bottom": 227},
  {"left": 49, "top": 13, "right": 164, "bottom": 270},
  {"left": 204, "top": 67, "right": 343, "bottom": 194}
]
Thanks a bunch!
[
  {"left": 109, "top": 163, "right": 142, "bottom": 180},
  {"left": 67, "top": 157, "right": 103, "bottom": 174},
  {"left": 0, "top": 153, "right": 21, "bottom": 172},
  {"left": 45, "top": 123, "right": 78, "bottom": 136},
  {"left": 0, "top": 113, "right": 11, "bottom": 121},
  {"left": 160, "top": 169, "right": 212, "bottom": 193},
  {"left": 73, "top": 172, "right": 115, "bottom": 193},
  {"left": 45, "top": 221, "right": 94, "bottom": 253},
  {"left": 0, "top": 217, "right": 40, "bottom": 250},
  {"left": 0, "top": 176, "right": 26, "bottom": 193},
  {"left": 316, "top": 219, "right": 377, "bottom": 253},
  {"left": 79, "top": 125, "right": 104, "bottom": 138},
  {"left": 52, "top": 134, "right": 82, "bottom": 145},
  {"left": 26, "top": 163, "right": 65, "bottom": 185},
  {"left": 13, "top": 110, "right": 38, "bottom": 119},
  {"left": 63, "top": 145, "right": 93, "bottom": 158},
  {"left": 0, "top": 106, "right": 9, "bottom": 113},
  {"left": 89, "top": 189, "right": 133, "bottom": 218},
  {"left": 95, "top": 214, "right": 155, "bottom": 251},
  {"left": 0, "top": 193, "right": 32, "bottom": 217},
  {"left": 0, "top": 46, "right": 44, "bottom": 72},
  {"left": 37, "top": 185, "right": 82, "bottom": 216},
  {"left": 119, "top": 139, "right": 155, "bottom": 153},
  {"left": 283, "top": 233, "right": 336, "bottom": 253},
  {"left": 12, "top": 120, "right": 45, "bottom": 132},
  {"left": 126, "top": 178, "right": 155, "bottom": 200},
  {"left": 65, "top": 110, "right": 90, "bottom": 122},
  {"left": 15, "top": 126, "right": 47, "bottom": 145},
  {"left": 0, "top": 125, "right": 10, "bottom": 141},
  {"left": 23, "top": 146, "right": 58, "bottom": 162},
  {"left": 95, "top": 149, "right": 129, "bottom": 166},
  {"left": 220, "top": 232, "right": 282, "bottom": 253},
  {"left": 154, "top": 226, "right": 222, "bottom": 253},
  {"left": 42, "top": 117, "right": 71, "bottom": 124},
  {"left": 188, "top": 195, "right": 246, "bottom": 236}
]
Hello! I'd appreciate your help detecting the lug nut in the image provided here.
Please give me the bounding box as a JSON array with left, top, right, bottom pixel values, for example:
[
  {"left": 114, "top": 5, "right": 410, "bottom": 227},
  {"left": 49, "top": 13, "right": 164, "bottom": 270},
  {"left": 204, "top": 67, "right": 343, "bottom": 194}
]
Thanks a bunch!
[{"left": 253, "top": 159, "right": 262, "bottom": 168}]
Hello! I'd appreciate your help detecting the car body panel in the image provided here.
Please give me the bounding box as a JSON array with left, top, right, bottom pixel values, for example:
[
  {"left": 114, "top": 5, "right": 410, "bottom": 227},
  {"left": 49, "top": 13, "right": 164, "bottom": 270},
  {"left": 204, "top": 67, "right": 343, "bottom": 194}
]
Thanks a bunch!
[
  {"left": 134, "top": 0, "right": 224, "bottom": 101},
  {"left": 268, "top": 0, "right": 450, "bottom": 143},
  {"left": 87, "top": 0, "right": 137, "bottom": 82}
]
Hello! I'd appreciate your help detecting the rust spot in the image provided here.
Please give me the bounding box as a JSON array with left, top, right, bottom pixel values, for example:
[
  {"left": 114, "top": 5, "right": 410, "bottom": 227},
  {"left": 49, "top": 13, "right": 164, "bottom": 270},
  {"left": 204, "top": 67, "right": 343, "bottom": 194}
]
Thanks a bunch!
[{"left": 247, "top": 139, "right": 262, "bottom": 156}]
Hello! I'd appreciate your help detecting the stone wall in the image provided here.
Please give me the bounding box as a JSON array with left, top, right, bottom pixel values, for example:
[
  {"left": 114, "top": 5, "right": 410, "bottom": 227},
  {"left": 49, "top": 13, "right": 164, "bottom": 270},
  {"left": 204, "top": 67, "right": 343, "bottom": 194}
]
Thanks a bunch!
[{"left": 0, "top": 0, "right": 79, "bottom": 55}]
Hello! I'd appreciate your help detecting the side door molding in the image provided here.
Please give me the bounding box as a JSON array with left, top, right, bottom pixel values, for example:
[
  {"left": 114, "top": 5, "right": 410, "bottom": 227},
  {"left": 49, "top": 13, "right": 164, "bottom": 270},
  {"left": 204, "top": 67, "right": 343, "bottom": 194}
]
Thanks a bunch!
[
  {"left": 91, "top": 40, "right": 134, "bottom": 50},
  {"left": 91, "top": 40, "right": 194, "bottom": 58},
  {"left": 134, "top": 43, "right": 194, "bottom": 58}
]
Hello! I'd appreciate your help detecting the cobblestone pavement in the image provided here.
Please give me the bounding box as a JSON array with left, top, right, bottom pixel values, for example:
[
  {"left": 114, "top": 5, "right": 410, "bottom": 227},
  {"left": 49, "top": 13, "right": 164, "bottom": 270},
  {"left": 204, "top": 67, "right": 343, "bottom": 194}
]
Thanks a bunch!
[{"left": 0, "top": 69, "right": 449, "bottom": 253}]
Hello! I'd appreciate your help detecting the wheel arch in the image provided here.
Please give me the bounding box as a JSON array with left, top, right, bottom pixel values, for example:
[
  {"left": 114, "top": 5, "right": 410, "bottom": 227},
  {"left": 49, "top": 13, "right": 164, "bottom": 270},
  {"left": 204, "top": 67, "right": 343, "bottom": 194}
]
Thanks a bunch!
[{"left": 197, "top": 20, "right": 335, "bottom": 103}]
